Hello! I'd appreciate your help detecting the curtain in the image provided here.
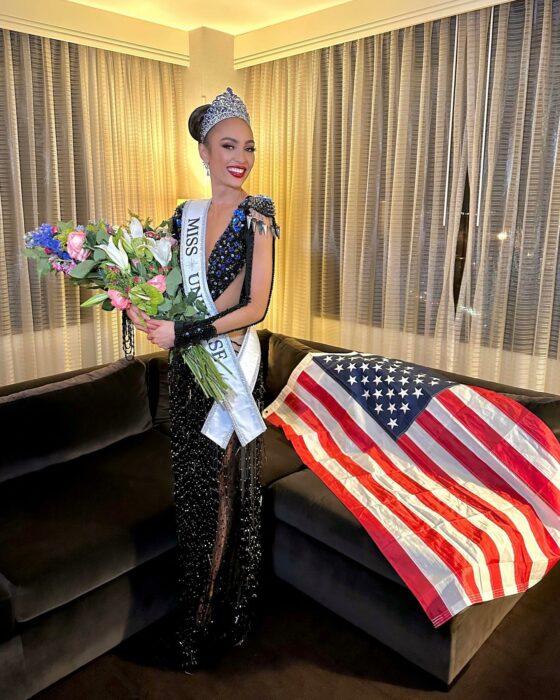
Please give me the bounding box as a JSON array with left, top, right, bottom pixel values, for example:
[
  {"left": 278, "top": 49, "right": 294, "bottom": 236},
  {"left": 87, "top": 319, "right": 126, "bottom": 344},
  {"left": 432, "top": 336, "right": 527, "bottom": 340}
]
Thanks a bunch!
[
  {"left": 242, "top": 52, "right": 319, "bottom": 338},
  {"left": 0, "top": 30, "right": 189, "bottom": 385},
  {"left": 451, "top": 0, "right": 560, "bottom": 390},
  {"left": 242, "top": 0, "right": 560, "bottom": 393}
]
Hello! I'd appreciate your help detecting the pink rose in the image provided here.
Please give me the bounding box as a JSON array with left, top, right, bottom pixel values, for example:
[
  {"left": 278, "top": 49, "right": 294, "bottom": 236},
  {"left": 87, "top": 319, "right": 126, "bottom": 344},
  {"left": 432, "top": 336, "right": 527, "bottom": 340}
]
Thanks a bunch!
[
  {"left": 147, "top": 274, "right": 166, "bottom": 293},
  {"left": 67, "top": 231, "right": 90, "bottom": 261},
  {"left": 107, "top": 289, "right": 131, "bottom": 310}
]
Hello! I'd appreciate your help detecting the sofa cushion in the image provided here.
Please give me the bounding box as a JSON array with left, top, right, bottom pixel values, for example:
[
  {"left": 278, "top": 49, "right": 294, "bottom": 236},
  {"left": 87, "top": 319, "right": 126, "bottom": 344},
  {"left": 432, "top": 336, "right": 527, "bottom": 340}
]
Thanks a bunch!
[
  {"left": 500, "top": 393, "right": 560, "bottom": 442},
  {"left": 262, "top": 425, "right": 306, "bottom": 487},
  {"left": 0, "top": 358, "right": 152, "bottom": 483},
  {"left": 0, "top": 429, "right": 175, "bottom": 624},
  {"left": 269, "top": 468, "right": 405, "bottom": 586},
  {"left": 266, "top": 335, "right": 317, "bottom": 403}
]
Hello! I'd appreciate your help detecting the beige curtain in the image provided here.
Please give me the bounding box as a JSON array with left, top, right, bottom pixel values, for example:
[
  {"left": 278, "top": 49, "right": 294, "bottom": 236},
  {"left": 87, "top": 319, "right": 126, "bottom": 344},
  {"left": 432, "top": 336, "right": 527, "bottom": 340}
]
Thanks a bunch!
[
  {"left": 242, "top": 0, "right": 560, "bottom": 393},
  {"left": 0, "top": 30, "right": 189, "bottom": 385},
  {"left": 3, "top": 0, "right": 559, "bottom": 393},
  {"left": 242, "top": 52, "right": 319, "bottom": 338},
  {"left": 451, "top": 0, "right": 560, "bottom": 391}
]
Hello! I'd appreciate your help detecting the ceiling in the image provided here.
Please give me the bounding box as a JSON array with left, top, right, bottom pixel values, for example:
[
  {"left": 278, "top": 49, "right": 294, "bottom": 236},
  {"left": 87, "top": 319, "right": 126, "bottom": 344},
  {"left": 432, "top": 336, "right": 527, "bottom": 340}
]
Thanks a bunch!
[{"left": 66, "top": 0, "right": 352, "bottom": 35}]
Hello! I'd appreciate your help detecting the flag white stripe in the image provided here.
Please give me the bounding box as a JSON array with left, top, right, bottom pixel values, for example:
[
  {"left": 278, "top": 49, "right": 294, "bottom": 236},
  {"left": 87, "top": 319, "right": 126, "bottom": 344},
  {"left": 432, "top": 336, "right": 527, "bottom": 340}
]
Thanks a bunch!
[
  {"left": 297, "top": 374, "right": 501, "bottom": 595},
  {"left": 406, "top": 422, "right": 548, "bottom": 587},
  {"left": 262, "top": 351, "right": 560, "bottom": 621},
  {"left": 451, "top": 385, "right": 560, "bottom": 490},
  {"left": 275, "top": 397, "right": 470, "bottom": 616},
  {"left": 292, "top": 374, "right": 503, "bottom": 597},
  {"left": 305, "top": 362, "right": 536, "bottom": 592},
  {"left": 427, "top": 398, "right": 560, "bottom": 542}
]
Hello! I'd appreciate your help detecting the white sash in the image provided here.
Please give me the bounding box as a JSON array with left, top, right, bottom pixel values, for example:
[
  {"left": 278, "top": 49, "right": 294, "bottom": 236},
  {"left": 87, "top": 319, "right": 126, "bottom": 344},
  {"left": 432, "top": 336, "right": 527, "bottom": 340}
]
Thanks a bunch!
[{"left": 180, "top": 198, "right": 267, "bottom": 448}]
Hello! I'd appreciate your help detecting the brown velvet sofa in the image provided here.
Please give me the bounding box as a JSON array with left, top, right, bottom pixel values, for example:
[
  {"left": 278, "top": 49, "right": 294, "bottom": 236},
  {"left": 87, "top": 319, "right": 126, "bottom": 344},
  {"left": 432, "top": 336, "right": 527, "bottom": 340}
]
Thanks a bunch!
[{"left": 1, "top": 329, "right": 559, "bottom": 698}]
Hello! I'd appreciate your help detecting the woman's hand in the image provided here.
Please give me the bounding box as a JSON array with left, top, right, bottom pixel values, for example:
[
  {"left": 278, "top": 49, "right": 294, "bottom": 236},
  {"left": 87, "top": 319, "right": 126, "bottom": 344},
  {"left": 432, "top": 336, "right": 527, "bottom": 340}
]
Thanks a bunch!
[
  {"left": 126, "top": 305, "right": 150, "bottom": 332},
  {"left": 146, "top": 319, "right": 175, "bottom": 349}
]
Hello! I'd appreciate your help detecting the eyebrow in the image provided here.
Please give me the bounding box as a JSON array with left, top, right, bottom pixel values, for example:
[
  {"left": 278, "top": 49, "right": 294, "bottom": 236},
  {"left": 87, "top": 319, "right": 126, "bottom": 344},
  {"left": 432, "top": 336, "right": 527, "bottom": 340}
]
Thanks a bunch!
[{"left": 220, "top": 137, "right": 255, "bottom": 144}]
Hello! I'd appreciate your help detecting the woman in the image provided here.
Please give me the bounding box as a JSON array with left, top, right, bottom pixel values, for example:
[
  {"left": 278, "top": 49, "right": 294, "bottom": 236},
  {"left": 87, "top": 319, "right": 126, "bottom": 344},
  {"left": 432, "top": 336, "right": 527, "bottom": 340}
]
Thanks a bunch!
[{"left": 127, "top": 87, "right": 279, "bottom": 671}]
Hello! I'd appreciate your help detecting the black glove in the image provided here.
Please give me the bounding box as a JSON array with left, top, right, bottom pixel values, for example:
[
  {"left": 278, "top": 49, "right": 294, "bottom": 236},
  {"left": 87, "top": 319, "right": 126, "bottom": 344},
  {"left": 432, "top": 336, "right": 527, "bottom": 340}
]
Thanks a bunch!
[{"left": 174, "top": 318, "right": 218, "bottom": 349}]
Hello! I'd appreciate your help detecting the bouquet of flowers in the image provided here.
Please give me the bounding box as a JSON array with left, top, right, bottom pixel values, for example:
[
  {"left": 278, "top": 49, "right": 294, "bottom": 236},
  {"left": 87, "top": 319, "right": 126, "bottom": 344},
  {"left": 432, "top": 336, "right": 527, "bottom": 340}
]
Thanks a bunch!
[{"left": 23, "top": 215, "right": 232, "bottom": 402}]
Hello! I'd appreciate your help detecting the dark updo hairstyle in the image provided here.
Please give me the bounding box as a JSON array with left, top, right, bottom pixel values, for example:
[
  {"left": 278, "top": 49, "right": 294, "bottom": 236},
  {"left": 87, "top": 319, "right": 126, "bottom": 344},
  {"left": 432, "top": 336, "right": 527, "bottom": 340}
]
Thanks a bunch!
[{"left": 188, "top": 104, "right": 211, "bottom": 143}]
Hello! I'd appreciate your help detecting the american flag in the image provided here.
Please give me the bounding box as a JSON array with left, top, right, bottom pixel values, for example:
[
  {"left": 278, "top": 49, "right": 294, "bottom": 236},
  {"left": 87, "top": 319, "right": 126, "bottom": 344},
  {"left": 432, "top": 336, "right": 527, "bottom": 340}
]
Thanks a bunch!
[{"left": 262, "top": 351, "right": 560, "bottom": 627}]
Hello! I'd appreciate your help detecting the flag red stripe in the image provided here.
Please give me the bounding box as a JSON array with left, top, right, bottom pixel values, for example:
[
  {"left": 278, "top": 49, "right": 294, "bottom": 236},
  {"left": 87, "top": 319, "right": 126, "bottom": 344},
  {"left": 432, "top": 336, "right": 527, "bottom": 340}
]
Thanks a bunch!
[
  {"left": 295, "top": 374, "right": 506, "bottom": 595},
  {"left": 438, "top": 389, "right": 560, "bottom": 516},
  {"left": 293, "top": 372, "right": 483, "bottom": 604},
  {"left": 398, "top": 432, "right": 530, "bottom": 591},
  {"left": 471, "top": 386, "right": 560, "bottom": 465},
  {"left": 265, "top": 406, "right": 454, "bottom": 626},
  {"left": 417, "top": 406, "right": 559, "bottom": 563}
]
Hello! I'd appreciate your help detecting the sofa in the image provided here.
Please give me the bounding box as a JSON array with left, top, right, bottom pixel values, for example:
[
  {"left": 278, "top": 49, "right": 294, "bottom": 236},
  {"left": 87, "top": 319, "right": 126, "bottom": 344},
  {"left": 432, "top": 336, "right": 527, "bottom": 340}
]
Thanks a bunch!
[{"left": 1, "top": 329, "right": 559, "bottom": 698}]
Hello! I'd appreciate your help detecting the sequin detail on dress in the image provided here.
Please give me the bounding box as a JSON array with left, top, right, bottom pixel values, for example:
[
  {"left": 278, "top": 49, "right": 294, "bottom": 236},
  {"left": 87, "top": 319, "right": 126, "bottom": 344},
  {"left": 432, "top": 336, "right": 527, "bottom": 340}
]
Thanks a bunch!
[
  {"left": 206, "top": 197, "right": 249, "bottom": 298},
  {"left": 164, "top": 197, "right": 265, "bottom": 672}
]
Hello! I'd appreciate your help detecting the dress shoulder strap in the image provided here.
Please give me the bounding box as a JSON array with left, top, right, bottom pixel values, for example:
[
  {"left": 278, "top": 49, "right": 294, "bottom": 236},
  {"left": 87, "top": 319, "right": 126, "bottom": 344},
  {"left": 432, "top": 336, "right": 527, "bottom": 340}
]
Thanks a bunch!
[{"left": 245, "top": 195, "right": 281, "bottom": 239}]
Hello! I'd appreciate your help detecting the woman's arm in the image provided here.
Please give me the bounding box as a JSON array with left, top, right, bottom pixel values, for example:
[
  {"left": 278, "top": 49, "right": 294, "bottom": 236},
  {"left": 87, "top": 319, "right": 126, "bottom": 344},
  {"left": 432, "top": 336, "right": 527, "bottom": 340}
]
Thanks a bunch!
[
  {"left": 204, "top": 222, "right": 275, "bottom": 334},
  {"left": 147, "top": 210, "right": 277, "bottom": 349}
]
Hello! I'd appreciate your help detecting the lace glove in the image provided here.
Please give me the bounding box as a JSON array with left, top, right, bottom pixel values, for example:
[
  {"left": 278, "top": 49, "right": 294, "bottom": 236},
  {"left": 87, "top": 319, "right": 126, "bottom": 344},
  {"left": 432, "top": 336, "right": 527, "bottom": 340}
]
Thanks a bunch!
[{"left": 173, "top": 318, "right": 218, "bottom": 349}]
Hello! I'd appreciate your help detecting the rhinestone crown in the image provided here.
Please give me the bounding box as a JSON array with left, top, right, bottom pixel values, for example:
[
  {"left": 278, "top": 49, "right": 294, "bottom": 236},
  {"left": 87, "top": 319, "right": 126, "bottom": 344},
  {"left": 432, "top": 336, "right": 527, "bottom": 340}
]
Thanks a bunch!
[{"left": 199, "top": 87, "right": 251, "bottom": 143}]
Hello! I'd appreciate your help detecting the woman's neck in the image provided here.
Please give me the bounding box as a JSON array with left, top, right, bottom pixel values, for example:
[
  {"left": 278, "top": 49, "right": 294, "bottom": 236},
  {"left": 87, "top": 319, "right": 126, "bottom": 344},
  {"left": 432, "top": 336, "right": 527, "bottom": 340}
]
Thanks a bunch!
[{"left": 210, "top": 185, "right": 248, "bottom": 209}]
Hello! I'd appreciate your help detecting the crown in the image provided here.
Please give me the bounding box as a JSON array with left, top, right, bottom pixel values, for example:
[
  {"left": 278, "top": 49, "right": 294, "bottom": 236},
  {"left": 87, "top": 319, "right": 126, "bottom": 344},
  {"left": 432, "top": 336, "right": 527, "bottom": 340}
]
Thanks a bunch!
[{"left": 199, "top": 87, "right": 251, "bottom": 142}]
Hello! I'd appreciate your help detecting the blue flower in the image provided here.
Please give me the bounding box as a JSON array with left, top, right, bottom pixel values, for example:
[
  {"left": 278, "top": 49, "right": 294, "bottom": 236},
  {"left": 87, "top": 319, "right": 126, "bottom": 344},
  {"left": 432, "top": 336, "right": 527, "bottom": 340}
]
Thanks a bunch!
[{"left": 27, "top": 224, "right": 64, "bottom": 253}]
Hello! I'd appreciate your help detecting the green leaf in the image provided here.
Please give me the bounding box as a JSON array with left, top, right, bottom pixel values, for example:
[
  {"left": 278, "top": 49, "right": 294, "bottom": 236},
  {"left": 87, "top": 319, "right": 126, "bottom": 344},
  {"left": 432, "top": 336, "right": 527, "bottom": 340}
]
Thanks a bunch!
[
  {"left": 37, "top": 258, "right": 52, "bottom": 275},
  {"left": 102, "top": 298, "right": 114, "bottom": 311},
  {"left": 24, "top": 247, "right": 48, "bottom": 259},
  {"left": 165, "top": 267, "right": 183, "bottom": 297},
  {"left": 80, "top": 292, "right": 109, "bottom": 308},
  {"left": 57, "top": 220, "right": 76, "bottom": 236},
  {"left": 131, "top": 258, "right": 144, "bottom": 274},
  {"left": 170, "top": 303, "right": 187, "bottom": 316},
  {"left": 157, "top": 298, "right": 173, "bottom": 314},
  {"left": 96, "top": 229, "right": 109, "bottom": 244},
  {"left": 69, "top": 259, "right": 98, "bottom": 279},
  {"left": 120, "top": 237, "right": 133, "bottom": 255},
  {"left": 129, "top": 282, "right": 164, "bottom": 315},
  {"left": 93, "top": 248, "right": 106, "bottom": 261}
]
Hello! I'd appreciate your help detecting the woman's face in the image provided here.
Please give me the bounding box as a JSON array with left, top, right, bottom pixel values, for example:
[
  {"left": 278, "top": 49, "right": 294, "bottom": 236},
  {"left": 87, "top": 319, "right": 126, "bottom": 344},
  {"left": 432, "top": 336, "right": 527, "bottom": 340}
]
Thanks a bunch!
[{"left": 200, "top": 117, "right": 255, "bottom": 189}]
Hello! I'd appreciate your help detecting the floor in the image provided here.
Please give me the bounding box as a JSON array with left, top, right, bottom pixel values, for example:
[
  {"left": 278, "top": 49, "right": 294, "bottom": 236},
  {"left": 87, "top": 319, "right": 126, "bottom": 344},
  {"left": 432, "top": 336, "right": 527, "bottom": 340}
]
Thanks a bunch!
[{"left": 34, "top": 566, "right": 560, "bottom": 700}]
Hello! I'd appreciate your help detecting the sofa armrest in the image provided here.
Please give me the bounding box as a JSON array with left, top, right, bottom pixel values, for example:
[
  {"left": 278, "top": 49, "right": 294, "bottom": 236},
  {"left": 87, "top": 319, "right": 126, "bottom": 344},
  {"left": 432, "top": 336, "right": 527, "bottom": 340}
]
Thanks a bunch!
[{"left": 0, "top": 572, "right": 14, "bottom": 642}]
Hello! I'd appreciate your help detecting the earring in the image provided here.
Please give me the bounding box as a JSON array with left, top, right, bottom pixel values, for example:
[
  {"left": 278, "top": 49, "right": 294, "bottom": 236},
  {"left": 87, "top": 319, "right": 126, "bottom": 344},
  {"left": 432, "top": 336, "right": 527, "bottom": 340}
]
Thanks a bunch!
[{"left": 202, "top": 160, "right": 209, "bottom": 176}]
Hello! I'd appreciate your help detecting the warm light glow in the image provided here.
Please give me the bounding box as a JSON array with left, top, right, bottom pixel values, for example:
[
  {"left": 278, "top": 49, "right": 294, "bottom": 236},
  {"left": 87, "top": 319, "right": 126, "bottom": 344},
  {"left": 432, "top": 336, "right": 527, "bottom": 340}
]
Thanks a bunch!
[
  {"left": 64, "top": 0, "right": 351, "bottom": 34},
  {"left": 497, "top": 231, "right": 509, "bottom": 241}
]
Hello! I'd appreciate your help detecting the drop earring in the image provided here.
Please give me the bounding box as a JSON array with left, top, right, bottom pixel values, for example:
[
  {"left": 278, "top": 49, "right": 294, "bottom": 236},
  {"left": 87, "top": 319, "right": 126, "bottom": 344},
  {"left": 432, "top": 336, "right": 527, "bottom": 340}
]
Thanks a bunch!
[{"left": 202, "top": 160, "right": 209, "bottom": 176}]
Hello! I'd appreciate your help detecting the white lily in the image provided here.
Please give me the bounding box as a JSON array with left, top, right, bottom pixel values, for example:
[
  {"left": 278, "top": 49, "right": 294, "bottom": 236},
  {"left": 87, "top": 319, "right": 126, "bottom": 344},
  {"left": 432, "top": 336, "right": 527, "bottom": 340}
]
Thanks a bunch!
[
  {"left": 120, "top": 217, "right": 144, "bottom": 246},
  {"left": 149, "top": 237, "right": 172, "bottom": 267},
  {"left": 96, "top": 237, "right": 130, "bottom": 271},
  {"left": 129, "top": 217, "right": 145, "bottom": 239}
]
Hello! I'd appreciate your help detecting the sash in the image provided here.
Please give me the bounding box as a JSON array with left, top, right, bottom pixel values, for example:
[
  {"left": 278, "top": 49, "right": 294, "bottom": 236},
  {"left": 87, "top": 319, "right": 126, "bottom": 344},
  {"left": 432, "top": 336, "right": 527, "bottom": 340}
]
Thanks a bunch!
[{"left": 180, "top": 198, "right": 267, "bottom": 448}]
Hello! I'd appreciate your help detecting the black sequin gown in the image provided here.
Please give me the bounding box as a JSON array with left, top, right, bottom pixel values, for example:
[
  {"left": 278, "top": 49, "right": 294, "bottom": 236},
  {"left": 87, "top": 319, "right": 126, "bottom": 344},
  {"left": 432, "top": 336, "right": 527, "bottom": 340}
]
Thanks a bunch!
[{"left": 164, "top": 195, "right": 274, "bottom": 672}]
